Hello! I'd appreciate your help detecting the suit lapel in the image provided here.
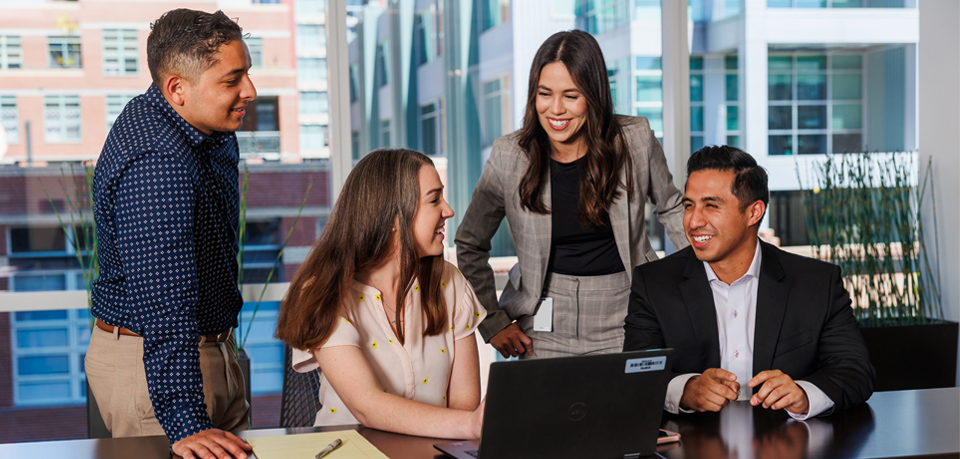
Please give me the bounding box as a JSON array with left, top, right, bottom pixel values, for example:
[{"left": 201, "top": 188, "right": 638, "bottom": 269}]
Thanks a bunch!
[
  {"left": 753, "top": 242, "right": 789, "bottom": 373},
  {"left": 680, "top": 250, "right": 722, "bottom": 369},
  {"left": 610, "top": 167, "right": 631, "bottom": 272}
]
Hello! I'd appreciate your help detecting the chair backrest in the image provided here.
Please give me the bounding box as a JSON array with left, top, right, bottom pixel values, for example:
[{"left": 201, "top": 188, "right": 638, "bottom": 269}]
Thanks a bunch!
[{"left": 279, "top": 344, "right": 322, "bottom": 428}]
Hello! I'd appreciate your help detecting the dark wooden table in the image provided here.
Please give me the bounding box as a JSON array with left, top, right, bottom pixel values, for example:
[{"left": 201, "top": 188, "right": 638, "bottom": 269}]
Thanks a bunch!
[{"left": 1, "top": 388, "right": 956, "bottom": 458}]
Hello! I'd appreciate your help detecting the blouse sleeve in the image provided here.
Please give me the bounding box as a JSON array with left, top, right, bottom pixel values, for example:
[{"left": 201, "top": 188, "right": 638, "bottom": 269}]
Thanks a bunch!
[
  {"left": 451, "top": 265, "right": 488, "bottom": 341},
  {"left": 290, "top": 315, "right": 362, "bottom": 373}
]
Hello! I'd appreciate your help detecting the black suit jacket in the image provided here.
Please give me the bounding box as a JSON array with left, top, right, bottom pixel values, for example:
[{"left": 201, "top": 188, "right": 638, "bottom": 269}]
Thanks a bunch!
[{"left": 623, "top": 241, "right": 874, "bottom": 415}]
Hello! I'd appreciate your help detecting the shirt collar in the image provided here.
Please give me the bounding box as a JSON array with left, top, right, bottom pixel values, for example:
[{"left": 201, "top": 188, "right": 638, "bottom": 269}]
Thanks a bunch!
[
  {"left": 704, "top": 238, "right": 763, "bottom": 285},
  {"left": 143, "top": 84, "right": 226, "bottom": 148}
]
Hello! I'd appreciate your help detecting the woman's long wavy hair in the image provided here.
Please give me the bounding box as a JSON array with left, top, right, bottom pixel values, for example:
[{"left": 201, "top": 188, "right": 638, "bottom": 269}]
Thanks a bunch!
[
  {"left": 275, "top": 149, "right": 447, "bottom": 349},
  {"left": 517, "top": 30, "right": 633, "bottom": 226}
]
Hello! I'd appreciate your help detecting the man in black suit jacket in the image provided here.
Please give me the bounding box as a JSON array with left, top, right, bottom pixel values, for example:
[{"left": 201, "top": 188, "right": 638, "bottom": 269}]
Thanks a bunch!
[{"left": 624, "top": 145, "right": 873, "bottom": 419}]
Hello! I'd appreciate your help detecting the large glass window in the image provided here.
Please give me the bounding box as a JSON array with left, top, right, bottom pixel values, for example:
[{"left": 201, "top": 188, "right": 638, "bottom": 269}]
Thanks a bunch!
[
  {"left": 245, "top": 37, "right": 263, "bottom": 68},
  {"left": 297, "top": 24, "right": 326, "bottom": 51},
  {"left": 299, "top": 91, "right": 329, "bottom": 115},
  {"left": 106, "top": 94, "right": 136, "bottom": 131},
  {"left": 1, "top": 95, "right": 18, "bottom": 143},
  {"left": 420, "top": 102, "right": 440, "bottom": 156},
  {"left": 11, "top": 308, "right": 92, "bottom": 405},
  {"left": 102, "top": 29, "right": 138, "bottom": 75},
  {"left": 768, "top": 53, "right": 863, "bottom": 155},
  {"left": 482, "top": 78, "right": 508, "bottom": 147},
  {"left": 417, "top": 4, "right": 444, "bottom": 65},
  {"left": 44, "top": 95, "right": 82, "bottom": 143},
  {"left": 48, "top": 36, "right": 81, "bottom": 69},
  {"left": 298, "top": 57, "right": 327, "bottom": 84},
  {"left": 0, "top": 35, "right": 22, "bottom": 69}
]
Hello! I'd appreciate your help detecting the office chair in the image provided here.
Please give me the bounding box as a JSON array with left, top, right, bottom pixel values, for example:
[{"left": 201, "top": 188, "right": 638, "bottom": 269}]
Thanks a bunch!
[{"left": 279, "top": 344, "right": 322, "bottom": 427}]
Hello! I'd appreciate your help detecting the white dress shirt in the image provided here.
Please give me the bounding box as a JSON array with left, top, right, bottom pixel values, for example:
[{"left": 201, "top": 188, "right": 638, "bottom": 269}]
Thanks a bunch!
[{"left": 664, "top": 240, "right": 834, "bottom": 420}]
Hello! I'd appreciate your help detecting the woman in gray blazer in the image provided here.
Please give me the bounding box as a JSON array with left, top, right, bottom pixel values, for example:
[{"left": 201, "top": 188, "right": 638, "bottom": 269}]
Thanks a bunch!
[{"left": 455, "top": 30, "right": 688, "bottom": 359}]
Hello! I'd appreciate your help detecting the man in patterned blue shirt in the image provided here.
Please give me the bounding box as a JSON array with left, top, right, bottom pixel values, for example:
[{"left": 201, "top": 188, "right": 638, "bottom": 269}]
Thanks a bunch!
[{"left": 86, "top": 9, "right": 256, "bottom": 459}]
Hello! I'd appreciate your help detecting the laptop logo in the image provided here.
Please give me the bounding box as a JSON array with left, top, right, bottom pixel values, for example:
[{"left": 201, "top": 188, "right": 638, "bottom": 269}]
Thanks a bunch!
[
  {"left": 625, "top": 356, "right": 667, "bottom": 373},
  {"left": 567, "top": 402, "right": 587, "bottom": 421}
]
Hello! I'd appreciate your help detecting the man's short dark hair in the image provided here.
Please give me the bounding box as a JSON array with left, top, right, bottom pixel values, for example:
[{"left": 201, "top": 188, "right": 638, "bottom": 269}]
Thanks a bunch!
[
  {"left": 147, "top": 9, "right": 243, "bottom": 90},
  {"left": 687, "top": 145, "right": 769, "bottom": 213}
]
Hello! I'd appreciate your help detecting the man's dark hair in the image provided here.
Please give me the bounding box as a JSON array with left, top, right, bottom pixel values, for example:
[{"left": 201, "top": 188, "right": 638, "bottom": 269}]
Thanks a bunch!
[
  {"left": 687, "top": 145, "right": 769, "bottom": 213},
  {"left": 147, "top": 9, "right": 243, "bottom": 90}
]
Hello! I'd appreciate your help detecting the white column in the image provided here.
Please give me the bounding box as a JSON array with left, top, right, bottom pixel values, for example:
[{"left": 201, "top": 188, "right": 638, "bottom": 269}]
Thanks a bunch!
[
  {"left": 326, "top": 0, "right": 352, "bottom": 201},
  {"left": 661, "top": 0, "right": 691, "bottom": 184},
  {"left": 741, "top": 0, "right": 768, "bottom": 158},
  {"left": 918, "top": 0, "right": 960, "bottom": 385}
]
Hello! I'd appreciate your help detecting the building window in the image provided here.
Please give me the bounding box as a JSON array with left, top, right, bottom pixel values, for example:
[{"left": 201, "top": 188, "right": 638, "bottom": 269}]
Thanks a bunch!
[
  {"left": 633, "top": 56, "right": 663, "bottom": 136},
  {"left": 0, "top": 35, "right": 22, "bottom": 69},
  {"left": 48, "top": 36, "right": 81, "bottom": 69},
  {"left": 577, "top": 0, "right": 630, "bottom": 35},
  {"left": 380, "top": 119, "right": 391, "bottom": 147},
  {"left": 44, "top": 95, "right": 82, "bottom": 143},
  {"left": 483, "top": 78, "right": 509, "bottom": 147},
  {"left": 300, "top": 124, "right": 327, "bottom": 150},
  {"left": 106, "top": 94, "right": 136, "bottom": 131},
  {"left": 245, "top": 37, "right": 263, "bottom": 68},
  {"left": 376, "top": 43, "right": 389, "bottom": 87},
  {"left": 11, "top": 308, "right": 93, "bottom": 406},
  {"left": 351, "top": 130, "right": 361, "bottom": 161},
  {"left": 102, "top": 29, "right": 138, "bottom": 75},
  {"left": 295, "top": 0, "right": 324, "bottom": 14},
  {"left": 1, "top": 95, "right": 18, "bottom": 143},
  {"left": 416, "top": 4, "right": 444, "bottom": 65},
  {"left": 481, "top": 0, "right": 510, "bottom": 31},
  {"left": 296, "top": 24, "right": 325, "bottom": 51},
  {"left": 298, "top": 57, "right": 327, "bottom": 84},
  {"left": 768, "top": 53, "right": 863, "bottom": 155},
  {"left": 420, "top": 102, "right": 439, "bottom": 156},
  {"left": 299, "top": 91, "right": 328, "bottom": 115}
]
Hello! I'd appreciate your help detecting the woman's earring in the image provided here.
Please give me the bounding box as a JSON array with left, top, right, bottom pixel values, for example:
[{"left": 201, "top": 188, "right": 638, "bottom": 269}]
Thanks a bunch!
[{"left": 391, "top": 227, "right": 396, "bottom": 232}]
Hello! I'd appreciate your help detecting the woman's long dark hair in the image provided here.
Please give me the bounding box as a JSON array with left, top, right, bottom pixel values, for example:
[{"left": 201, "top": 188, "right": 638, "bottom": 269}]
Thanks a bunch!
[
  {"left": 516, "top": 30, "right": 633, "bottom": 226},
  {"left": 275, "top": 149, "right": 447, "bottom": 350}
]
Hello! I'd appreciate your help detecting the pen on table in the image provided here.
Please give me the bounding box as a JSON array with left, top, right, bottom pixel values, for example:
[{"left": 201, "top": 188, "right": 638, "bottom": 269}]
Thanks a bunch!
[{"left": 316, "top": 438, "right": 343, "bottom": 459}]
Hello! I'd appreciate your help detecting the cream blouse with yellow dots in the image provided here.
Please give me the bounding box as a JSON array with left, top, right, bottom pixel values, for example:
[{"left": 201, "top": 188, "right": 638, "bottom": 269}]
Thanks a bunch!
[{"left": 292, "top": 261, "right": 486, "bottom": 427}]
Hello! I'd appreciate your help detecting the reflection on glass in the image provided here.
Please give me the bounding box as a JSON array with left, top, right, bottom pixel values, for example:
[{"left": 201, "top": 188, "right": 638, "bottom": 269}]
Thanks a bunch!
[
  {"left": 690, "top": 106, "right": 703, "bottom": 131},
  {"left": 832, "top": 73, "right": 862, "bottom": 100},
  {"left": 769, "top": 106, "right": 792, "bottom": 130},
  {"left": 17, "top": 329, "right": 69, "bottom": 347},
  {"left": 725, "top": 74, "right": 738, "bottom": 101},
  {"left": 797, "top": 74, "right": 826, "bottom": 100},
  {"left": 832, "top": 104, "right": 861, "bottom": 130},
  {"left": 726, "top": 105, "right": 739, "bottom": 131},
  {"left": 19, "top": 355, "right": 70, "bottom": 375},
  {"left": 769, "top": 74, "right": 793, "bottom": 100},
  {"left": 769, "top": 134, "right": 793, "bottom": 155},
  {"left": 636, "top": 75, "right": 662, "bottom": 102},
  {"left": 798, "top": 105, "right": 827, "bottom": 129},
  {"left": 690, "top": 75, "right": 703, "bottom": 102},
  {"left": 798, "top": 134, "right": 826, "bottom": 154}
]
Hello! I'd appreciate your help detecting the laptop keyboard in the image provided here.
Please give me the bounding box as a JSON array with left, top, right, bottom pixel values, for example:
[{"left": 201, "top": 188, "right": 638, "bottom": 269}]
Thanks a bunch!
[{"left": 466, "top": 450, "right": 480, "bottom": 458}]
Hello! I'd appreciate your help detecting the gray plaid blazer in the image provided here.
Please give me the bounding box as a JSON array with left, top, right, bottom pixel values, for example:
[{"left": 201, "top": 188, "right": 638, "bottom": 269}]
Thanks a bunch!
[{"left": 455, "top": 115, "right": 688, "bottom": 342}]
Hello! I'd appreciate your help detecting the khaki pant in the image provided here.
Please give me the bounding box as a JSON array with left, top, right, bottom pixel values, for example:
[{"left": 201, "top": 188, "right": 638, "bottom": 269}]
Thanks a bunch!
[{"left": 85, "top": 325, "right": 250, "bottom": 438}]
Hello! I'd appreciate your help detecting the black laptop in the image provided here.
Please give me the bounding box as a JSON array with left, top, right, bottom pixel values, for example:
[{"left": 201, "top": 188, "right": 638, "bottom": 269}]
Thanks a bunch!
[{"left": 434, "top": 349, "right": 674, "bottom": 459}]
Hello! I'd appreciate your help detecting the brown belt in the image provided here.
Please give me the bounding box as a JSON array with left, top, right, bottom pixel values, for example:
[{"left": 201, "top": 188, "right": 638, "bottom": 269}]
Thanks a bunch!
[{"left": 95, "top": 318, "right": 230, "bottom": 344}]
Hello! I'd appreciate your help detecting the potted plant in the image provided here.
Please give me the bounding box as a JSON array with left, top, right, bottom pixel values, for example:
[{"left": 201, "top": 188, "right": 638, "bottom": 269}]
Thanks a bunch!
[
  {"left": 801, "top": 152, "right": 958, "bottom": 391},
  {"left": 234, "top": 163, "right": 313, "bottom": 413}
]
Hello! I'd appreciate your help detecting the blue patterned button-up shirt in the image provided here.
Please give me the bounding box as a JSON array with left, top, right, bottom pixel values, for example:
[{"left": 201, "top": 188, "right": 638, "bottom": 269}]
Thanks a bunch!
[{"left": 91, "top": 84, "right": 244, "bottom": 443}]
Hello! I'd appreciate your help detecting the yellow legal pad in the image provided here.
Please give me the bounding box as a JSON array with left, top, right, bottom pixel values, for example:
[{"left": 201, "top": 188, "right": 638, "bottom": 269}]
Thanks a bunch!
[{"left": 246, "top": 430, "right": 389, "bottom": 459}]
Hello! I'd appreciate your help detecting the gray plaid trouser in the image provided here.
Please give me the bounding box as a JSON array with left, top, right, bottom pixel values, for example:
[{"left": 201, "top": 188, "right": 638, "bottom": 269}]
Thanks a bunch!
[{"left": 518, "top": 271, "right": 630, "bottom": 359}]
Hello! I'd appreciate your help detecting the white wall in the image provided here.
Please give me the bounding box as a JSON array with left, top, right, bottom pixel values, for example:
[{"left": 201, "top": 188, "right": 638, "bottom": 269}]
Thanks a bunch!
[{"left": 918, "top": 0, "right": 960, "bottom": 386}]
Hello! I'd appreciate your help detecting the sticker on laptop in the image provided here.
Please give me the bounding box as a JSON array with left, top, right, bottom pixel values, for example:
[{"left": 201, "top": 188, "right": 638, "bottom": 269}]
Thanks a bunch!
[{"left": 625, "top": 356, "right": 667, "bottom": 373}]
